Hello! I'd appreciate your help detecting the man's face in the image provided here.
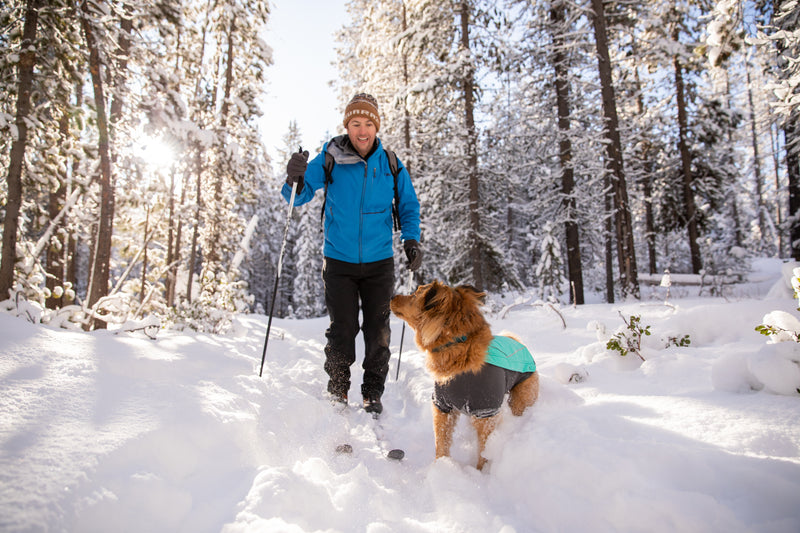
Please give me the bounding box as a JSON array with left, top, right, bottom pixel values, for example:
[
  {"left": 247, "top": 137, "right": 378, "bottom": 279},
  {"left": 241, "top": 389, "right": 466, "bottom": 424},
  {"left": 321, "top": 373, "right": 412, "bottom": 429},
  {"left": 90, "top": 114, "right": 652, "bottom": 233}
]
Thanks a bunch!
[{"left": 346, "top": 117, "right": 377, "bottom": 158}]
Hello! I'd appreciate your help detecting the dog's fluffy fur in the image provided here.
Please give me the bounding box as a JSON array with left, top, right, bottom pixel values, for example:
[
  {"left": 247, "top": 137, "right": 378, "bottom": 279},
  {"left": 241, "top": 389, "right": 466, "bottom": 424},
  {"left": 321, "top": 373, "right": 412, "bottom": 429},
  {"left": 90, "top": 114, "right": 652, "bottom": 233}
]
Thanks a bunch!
[{"left": 390, "top": 281, "right": 539, "bottom": 470}]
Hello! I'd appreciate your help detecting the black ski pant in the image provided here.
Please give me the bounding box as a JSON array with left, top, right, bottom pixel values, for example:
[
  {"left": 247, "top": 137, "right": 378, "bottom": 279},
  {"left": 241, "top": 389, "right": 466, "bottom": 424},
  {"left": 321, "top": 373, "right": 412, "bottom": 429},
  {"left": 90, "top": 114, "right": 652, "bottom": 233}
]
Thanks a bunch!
[{"left": 322, "top": 256, "right": 394, "bottom": 401}]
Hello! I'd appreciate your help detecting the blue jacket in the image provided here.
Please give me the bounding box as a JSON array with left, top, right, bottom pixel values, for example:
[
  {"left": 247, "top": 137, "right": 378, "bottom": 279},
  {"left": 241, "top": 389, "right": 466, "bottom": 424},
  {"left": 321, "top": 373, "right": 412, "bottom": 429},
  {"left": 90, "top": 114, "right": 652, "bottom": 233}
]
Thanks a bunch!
[{"left": 282, "top": 135, "right": 421, "bottom": 264}]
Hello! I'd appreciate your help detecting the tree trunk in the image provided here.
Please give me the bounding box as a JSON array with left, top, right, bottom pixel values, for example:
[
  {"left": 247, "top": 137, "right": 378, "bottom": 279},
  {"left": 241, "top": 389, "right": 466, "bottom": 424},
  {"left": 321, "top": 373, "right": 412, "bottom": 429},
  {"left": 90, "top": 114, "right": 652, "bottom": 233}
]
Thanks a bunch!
[
  {"left": 787, "top": 114, "right": 800, "bottom": 261},
  {"left": 0, "top": 0, "right": 40, "bottom": 301},
  {"left": 769, "top": 121, "right": 785, "bottom": 256},
  {"left": 401, "top": 1, "right": 412, "bottom": 157},
  {"left": 551, "top": 0, "right": 583, "bottom": 305},
  {"left": 170, "top": 170, "right": 189, "bottom": 306},
  {"left": 185, "top": 1, "right": 213, "bottom": 304},
  {"left": 81, "top": 0, "right": 115, "bottom": 329},
  {"left": 187, "top": 144, "right": 203, "bottom": 303},
  {"left": 109, "top": 3, "right": 132, "bottom": 127},
  {"left": 202, "top": 18, "right": 236, "bottom": 276},
  {"left": 643, "top": 170, "right": 657, "bottom": 274},
  {"left": 771, "top": 0, "right": 799, "bottom": 260},
  {"left": 673, "top": 52, "right": 703, "bottom": 273},
  {"left": 65, "top": 84, "right": 82, "bottom": 307},
  {"left": 459, "top": 1, "right": 482, "bottom": 290},
  {"left": 723, "top": 70, "right": 744, "bottom": 248},
  {"left": 165, "top": 169, "right": 177, "bottom": 307},
  {"left": 746, "top": 65, "right": 766, "bottom": 243},
  {"left": 590, "top": 0, "right": 638, "bottom": 297},
  {"left": 140, "top": 201, "right": 150, "bottom": 304},
  {"left": 631, "top": 40, "right": 658, "bottom": 275},
  {"left": 46, "top": 110, "right": 70, "bottom": 309},
  {"left": 604, "top": 174, "right": 615, "bottom": 303}
]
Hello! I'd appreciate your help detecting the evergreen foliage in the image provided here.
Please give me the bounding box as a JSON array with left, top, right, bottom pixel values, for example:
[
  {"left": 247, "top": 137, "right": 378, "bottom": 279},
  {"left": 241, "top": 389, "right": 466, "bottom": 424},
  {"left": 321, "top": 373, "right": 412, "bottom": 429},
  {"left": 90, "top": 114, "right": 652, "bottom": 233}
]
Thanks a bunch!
[
  {"left": 535, "top": 221, "right": 567, "bottom": 303},
  {"left": 0, "top": 0, "right": 797, "bottom": 332}
]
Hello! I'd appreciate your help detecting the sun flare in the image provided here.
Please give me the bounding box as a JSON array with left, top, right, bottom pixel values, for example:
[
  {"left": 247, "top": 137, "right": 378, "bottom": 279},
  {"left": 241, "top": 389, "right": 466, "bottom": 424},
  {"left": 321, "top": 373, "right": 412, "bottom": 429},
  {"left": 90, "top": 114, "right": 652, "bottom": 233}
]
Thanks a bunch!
[{"left": 134, "top": 134, "right": 176, "bottom": 171}]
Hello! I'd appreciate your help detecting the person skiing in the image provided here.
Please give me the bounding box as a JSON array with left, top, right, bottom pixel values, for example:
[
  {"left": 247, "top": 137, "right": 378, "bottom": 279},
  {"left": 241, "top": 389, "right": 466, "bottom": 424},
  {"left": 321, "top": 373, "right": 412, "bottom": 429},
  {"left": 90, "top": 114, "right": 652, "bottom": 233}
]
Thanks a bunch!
[{"left": 282, "top": 93, "right": 422, "bottom": 415}]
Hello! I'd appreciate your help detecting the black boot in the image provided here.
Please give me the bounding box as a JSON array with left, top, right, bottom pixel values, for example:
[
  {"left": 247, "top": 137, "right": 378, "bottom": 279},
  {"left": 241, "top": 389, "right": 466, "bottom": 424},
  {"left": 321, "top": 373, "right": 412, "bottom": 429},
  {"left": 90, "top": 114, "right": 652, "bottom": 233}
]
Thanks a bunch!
[
  {"left": 328, "top": 391, "right": 348, "bottom": 407},
  {"left": 363, "top": 396, "right": 383, "bottom": 415}
]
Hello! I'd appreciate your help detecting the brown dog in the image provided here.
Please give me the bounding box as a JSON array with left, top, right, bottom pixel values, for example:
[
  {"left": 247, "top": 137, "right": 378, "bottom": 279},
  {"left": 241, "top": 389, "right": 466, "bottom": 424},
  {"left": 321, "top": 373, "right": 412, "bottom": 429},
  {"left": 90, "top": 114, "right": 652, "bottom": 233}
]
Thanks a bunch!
[{"left": 390, "top": 281, "right": 539, "bottom": 470}]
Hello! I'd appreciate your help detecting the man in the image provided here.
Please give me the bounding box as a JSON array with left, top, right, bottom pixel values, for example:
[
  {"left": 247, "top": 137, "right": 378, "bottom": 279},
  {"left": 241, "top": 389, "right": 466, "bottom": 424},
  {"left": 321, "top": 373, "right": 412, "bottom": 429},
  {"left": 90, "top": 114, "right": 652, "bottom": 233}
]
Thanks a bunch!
[{"left": 282, "top": 93, "right": 422, "bottom": 415}]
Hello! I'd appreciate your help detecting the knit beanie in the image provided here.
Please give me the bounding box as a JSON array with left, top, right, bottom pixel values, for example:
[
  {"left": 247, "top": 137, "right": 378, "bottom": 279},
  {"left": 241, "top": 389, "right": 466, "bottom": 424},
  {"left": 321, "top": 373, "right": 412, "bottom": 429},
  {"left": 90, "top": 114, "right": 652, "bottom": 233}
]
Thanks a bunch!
[{"left": 343, "top": 93, "right": 381, "bottom": 132}]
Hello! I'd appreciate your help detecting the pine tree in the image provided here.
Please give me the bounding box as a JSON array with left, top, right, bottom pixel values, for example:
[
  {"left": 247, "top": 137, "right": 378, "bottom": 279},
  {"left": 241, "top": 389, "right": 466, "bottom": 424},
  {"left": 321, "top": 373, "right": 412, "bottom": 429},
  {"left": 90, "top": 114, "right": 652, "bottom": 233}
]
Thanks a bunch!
[
  {"left": 752, "top": 0, "right": 800, "bottom": 259},
  {"left": 0, "top": 0, "right": 40, "bottom": 301},
  {"left": 336, "top": 0, "right": 519, "bottom": 291},
  {"left": 550, "top": 0, "right": 584, "bottom": 304},
  {"left": 590, "top": 0, "right": 639, "bottom": 297},
  {"left": 80, "top": 0, "right": 118, "bottom": 328},
  {"left": 509, "top": 0, "right": 608, "bottom": 299},
  {"left": 276, "top": 120, "right": 304, "bottom": 317},
  {"left": 535, "top": 221, "right": 567, "bottom": 302},
  {"left": 292, "top": 207, "right": 325, "bottom": 318}
]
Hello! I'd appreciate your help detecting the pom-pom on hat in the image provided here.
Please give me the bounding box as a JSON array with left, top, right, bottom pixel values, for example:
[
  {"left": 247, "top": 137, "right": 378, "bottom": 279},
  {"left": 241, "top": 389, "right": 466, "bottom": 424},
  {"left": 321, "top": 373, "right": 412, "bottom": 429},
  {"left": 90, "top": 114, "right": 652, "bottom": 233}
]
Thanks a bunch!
[{"left": 343, "top": 93, "right": 381, "bottom": 132}]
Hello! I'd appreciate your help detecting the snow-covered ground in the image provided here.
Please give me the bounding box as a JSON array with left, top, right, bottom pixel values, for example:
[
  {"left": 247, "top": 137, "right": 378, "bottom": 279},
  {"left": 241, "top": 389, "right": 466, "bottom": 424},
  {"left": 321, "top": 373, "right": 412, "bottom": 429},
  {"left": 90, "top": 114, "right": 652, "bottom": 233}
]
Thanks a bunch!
[{"left": 2, "top": 258, "right": 799, "bottom": 533}]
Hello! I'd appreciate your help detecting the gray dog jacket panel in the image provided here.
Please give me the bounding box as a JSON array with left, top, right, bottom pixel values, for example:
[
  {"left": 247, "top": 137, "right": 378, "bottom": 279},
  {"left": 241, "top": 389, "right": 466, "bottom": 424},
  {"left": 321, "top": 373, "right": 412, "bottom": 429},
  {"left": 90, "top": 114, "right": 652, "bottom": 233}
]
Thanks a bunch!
[{"left": 432, "top": 363, "right": 534, "bottom": 419}]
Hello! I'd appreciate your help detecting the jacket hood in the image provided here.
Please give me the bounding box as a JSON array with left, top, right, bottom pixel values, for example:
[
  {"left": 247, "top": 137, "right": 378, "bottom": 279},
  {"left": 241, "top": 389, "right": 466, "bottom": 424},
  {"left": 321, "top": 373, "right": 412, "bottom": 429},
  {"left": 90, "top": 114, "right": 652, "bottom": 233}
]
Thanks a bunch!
[{"left": 328, "top": 134, "right": 380, "bottom": 165}]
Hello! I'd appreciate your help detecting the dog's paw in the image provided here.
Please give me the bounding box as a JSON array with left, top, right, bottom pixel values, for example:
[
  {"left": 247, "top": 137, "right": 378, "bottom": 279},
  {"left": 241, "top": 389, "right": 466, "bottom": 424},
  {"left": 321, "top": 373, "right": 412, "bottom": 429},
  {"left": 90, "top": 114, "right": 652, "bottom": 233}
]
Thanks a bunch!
[{"left": 553, "top": 363, "right": 589, "bottom": 384}]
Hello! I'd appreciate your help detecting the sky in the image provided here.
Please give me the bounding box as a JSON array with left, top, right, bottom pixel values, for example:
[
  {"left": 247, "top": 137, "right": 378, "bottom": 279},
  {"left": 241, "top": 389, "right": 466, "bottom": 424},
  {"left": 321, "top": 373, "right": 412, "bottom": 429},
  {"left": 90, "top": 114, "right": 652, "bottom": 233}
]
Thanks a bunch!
[
  {"left": 2, "top": 257, "right": 800, "bottom": 532},
  {"left": 259, "top": 1, "right": 349, "bottom": 173}
]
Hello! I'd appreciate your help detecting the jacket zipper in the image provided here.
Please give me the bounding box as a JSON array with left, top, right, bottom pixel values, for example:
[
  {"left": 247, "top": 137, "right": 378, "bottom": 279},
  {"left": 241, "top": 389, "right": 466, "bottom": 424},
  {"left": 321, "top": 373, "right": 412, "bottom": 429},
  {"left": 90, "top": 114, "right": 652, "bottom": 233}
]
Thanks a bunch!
[{"left": 358, "top": 161, "right": 368, "bottom": 262}]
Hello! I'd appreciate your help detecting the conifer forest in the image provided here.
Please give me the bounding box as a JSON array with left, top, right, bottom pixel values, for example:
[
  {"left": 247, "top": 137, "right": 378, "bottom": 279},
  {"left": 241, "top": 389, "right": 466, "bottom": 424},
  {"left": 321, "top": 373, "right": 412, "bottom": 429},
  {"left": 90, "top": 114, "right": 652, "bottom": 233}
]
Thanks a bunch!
[{"left": 1, "top": 0, "right": 798, "bottom": 333}]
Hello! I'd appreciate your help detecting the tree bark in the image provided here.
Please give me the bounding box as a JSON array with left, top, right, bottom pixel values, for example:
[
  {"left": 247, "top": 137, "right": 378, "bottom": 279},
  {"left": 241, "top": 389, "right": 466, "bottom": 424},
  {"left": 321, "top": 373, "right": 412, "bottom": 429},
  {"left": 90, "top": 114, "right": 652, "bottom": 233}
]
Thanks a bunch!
[
  {"left": 746, "top": 66, "right": 766, "bottom": 243},
  {"left": 768, "top": 122, "right": 784, "bottom": 255},
  {"left": 551, "top": 0, "right": 583, "bottom": 304},
  {"left": 401, "top": 1, "right": 412, "bottom": 156},
  {"left": 81, "top": 0, "right": 115, "bottom": 328},
  {"left": 590, "top": 0, "right": 638, "bottom": 297},
  {"left": 109, "top": 3, "right": 132, "bottom": 127},
  {"left": 166, "top": 169, "right": 177, "bottom": 307},
  {"left": 203, "top": 17, "right": 236, "bottom": 273},
  {"left": 631, "top": 38, "right": 658, "bottom": 275},
  {"left": 185, "top": 1, "right": 214, "bottom": 304},
  {"left": 187, "top": 145, "right": 203, "bottom": 303},
  {"left": 772, "top": 0, "right": 800, "bottom": 260},
  {"left": 46, "top": 110, "right": 70, "bottom": 309},
  {"left": 140, "top": 203, "right": 150, "bottom": 303},
  {"left": 0, "top": 0, "right": 40, "bottom": 301},
  {"left": 459, "top": 1, "right": 482, "bottom": 290},
  {"left": 604, "top": 174, "right": 615, "bottom": 303},
  {"left": 673, "top": 51, "right": 703, "bottom": 273},
  {"left": 787, "top": 114, "right": 800, "bottom": 260}
]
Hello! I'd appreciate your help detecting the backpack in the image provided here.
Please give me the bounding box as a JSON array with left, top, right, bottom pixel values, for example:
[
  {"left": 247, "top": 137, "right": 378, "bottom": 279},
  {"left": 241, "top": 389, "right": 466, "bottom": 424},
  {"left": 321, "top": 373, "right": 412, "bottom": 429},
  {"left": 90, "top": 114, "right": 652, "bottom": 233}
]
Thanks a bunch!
[{"left": 321, "top": 147, "right": 403, "bottom": 232}]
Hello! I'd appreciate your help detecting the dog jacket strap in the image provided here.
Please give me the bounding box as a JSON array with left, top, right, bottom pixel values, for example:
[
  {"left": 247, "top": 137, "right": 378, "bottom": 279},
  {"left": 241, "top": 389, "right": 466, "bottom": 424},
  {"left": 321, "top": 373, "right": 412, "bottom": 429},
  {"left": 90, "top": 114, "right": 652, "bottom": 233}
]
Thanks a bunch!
[
  {"left": 485, "top": 336, "right": 536, "bottom": 373},
  {"left": 431, "top": 334, "right": 468, "bottom": 353}
]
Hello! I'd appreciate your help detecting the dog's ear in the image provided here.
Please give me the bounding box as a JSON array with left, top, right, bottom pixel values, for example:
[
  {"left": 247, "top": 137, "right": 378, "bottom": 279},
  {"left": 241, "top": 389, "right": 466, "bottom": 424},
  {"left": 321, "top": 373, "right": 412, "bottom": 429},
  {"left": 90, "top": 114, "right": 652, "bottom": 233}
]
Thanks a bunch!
[
  {"left": 423, "top": 283, "right": 440, "bottom": 311},
  {"left": 457, "top": 284, "right": 486, "bottom": 304}
]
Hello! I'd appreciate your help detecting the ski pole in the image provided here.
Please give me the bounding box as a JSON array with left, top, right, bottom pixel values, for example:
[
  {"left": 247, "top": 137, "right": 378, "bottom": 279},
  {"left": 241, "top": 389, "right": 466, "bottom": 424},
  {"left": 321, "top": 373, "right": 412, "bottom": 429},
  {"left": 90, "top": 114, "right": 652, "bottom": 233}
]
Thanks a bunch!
[
  {"left": 395, "top": 269, "right": 416, "bottom": 381},
  {"left": 259, "top": 148, "right": 303, "bottom": 377},
  {"left": 395, "top": 319, "right": 405, "bottom": 381}
]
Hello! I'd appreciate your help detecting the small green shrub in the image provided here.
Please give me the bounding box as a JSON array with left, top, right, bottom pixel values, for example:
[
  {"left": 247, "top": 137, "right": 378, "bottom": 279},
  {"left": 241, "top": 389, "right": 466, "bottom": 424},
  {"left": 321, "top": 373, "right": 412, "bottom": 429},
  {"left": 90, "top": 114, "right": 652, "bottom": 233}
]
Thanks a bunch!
[
  {"left": 606, "top": 314, "right": 651, "bottom": 361},
  {"left": 668, "top": 334, "right": 692, "bottom": 348},
  {"left": 606, "top": 313, "right": 691, "bottom": 361}
]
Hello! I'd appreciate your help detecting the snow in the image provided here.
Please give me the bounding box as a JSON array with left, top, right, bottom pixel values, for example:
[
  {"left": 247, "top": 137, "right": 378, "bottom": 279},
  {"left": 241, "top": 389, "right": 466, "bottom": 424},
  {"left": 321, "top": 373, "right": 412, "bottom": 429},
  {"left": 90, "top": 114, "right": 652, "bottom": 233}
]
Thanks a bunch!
[{"left": 2, "top": 258, "right": 800, "bottom": 533}]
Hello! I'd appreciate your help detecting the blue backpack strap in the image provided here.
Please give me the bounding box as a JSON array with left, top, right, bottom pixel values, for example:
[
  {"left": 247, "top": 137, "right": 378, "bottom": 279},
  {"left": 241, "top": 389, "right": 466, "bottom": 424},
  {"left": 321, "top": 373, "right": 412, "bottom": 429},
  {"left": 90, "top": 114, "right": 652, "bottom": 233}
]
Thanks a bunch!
[
  {"left": 320, "top": 150, "right": 334, "bottom": 226},
  {"left": 385, "top": 149, "right": 402, "bottom": 232}
]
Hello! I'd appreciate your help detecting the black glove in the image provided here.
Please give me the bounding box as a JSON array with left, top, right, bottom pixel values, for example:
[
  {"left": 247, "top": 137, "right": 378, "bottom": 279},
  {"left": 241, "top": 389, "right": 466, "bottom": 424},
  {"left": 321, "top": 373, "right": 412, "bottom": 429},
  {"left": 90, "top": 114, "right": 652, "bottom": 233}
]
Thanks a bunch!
[
  {"left": 286, "top": 150, "right": 309, "bottom": 193},
  {"left": 403, "top": 239, "right": 422, "bottom": 271}
]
